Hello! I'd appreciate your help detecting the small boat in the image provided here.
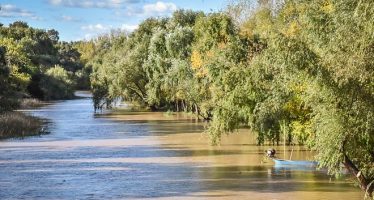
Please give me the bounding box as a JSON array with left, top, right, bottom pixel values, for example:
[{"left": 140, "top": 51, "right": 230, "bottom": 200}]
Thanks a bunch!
[
  {"left": 272, "top": 158, "right": 318, "bottom": 167},
  {"left": 266, "top": 148, "right": 318, "bottom": 168}
]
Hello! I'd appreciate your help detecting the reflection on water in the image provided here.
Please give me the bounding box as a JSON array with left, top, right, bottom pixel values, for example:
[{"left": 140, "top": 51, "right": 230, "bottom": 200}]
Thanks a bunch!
[{"left": 0, "top": 92, "right": 362, "bottom": 199}]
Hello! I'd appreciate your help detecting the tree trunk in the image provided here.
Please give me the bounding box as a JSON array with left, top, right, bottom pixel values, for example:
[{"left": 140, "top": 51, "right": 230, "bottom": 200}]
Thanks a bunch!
[
  {"left": 194, "top": 103, "right": 199, "bottom": 116},
  {"left": 176, "top": 100, "right": 179, "bottom": 112},
  {"left": 343, "top": 153, "right": 373, "bottom": 196},
  {"left": 181, "top": 100, "right": 186, "bottom": 112}
]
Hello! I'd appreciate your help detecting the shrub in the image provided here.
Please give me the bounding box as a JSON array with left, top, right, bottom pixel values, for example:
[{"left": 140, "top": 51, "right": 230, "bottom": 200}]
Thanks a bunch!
[{"left": 39, "top": 65, "right": 75, "bottom": 100}]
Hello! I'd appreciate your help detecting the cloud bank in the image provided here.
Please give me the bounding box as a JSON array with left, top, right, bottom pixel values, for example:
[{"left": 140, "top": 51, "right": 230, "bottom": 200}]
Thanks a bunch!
[
  {"left": 48, "top": 0, "right": 140, "bottom": 9},
  {"left": 81, "top": 23, "right": 138, "bottom": 40},
  {"left": 0, "top": 4, "right": 41, "bottom": 20}
]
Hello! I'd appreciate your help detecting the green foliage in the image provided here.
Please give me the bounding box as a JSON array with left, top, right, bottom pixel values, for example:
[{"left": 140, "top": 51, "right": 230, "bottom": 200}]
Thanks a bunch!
[
  {"left": 57, "top": 42, "right": 83, "bottom": 72},
  {"left": 0, "top": 46, "right": 18, "bottom": 112},
  {"left": 0, "top": 21, "right": 87, "bottom": 105},
  {"left": 39, "top": 65, "right": 74, "bottom": 100}
]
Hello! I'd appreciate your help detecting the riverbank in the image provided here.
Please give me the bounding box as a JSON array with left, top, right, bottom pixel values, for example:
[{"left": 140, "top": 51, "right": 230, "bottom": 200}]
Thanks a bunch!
[
  {"left": 0, "top": 97, "right": 52, "bottom": 139},
  {"left": 0, "top": 111, "right": 44, "bottom": 139},
  {"left": 0, "top": 91, "right": 89, "bottom": 140},
  {"left": 19, "top": 98, "right": 47, "bottom": 109}
]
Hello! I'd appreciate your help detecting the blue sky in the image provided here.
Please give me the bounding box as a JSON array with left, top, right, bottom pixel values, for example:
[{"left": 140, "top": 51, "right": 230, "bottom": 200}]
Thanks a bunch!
[{"left": 0, "top": 0, "right": 228, "bottom": 41}]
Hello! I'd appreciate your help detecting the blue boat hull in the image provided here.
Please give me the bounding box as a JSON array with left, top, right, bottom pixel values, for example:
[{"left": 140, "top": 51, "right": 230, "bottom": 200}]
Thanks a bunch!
[{"left": 273, "top": 159, "right": 318, "bottom": 167}]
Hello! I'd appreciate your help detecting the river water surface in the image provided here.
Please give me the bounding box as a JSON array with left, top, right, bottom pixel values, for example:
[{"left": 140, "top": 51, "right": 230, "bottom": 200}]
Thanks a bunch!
[{"left": 0, "top": 92, "right": 363, "bottom": 199}]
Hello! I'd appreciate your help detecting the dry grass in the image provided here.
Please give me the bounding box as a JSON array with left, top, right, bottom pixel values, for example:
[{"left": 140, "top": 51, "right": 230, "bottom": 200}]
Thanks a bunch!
[
  {"left": 0, "top": 112, "right": 44, "bottom": 139},
  {"left": 19, "top": 98, "right": 45, "bottom": 109}
]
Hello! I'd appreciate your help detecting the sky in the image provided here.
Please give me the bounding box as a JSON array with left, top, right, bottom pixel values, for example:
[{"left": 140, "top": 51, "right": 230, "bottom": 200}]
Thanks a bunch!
[{"left": 0, "top": 0, "right": 228, "bottom": 41}]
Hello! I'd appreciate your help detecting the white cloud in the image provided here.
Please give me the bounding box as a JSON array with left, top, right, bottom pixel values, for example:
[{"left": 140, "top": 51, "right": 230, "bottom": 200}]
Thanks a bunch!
[
  {"left": 121, "top": 24, "right": 138, "bottom": 32},
  {"left": 81, "top": 23, "right": 112, "bottom": 32},
  {"left": 80, "top": 23, "right": 138, "bottom": 40},
  {"left": 143, "top": 1, "right": 177, "bottom": 16},
  {"left": 48, "top": 0, "right": 140, "bottom": 9},
  {"left": 0, "top": 4, "right": 41, "bottom": 20},
  {"left": 61, "top": 15, "right": 81, "bottom": 22},
  {"left": 83, "top": 33, "right": 95, "bottom": 40},
  {"left": 118, "top": 1, "right": 177, "bottom": 17}
]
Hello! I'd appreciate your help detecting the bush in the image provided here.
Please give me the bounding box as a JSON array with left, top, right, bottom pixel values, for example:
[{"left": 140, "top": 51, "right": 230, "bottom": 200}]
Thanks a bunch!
[{"left": 39, "top": 65, "right": 75, "bottom": 100}]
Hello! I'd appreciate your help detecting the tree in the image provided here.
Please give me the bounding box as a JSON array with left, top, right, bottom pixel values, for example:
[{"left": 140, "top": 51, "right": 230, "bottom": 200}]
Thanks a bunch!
[{"left": 57, "top": 42, "right": 83, "bottom": 72}]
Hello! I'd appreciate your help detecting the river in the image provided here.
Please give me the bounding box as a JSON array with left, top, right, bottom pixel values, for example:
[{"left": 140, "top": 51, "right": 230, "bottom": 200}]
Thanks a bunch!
[{"left": 0, "top": 92, "right": 363, "bottom": 199}]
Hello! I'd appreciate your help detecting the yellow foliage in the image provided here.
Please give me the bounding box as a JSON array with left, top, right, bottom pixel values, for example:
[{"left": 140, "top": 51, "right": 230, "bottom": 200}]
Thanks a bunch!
[
  {"left": 10, "top": 65, "right": 31, "bottom": 88},
  {"left": 290, "top": 120, "right": 312, "bottom": 143},
  {"left": 206, "top": 50, "right": 214, "bottom": 58},
  {"left": 240, "top": 20, "right": 255, "bottom": 38},
  {"left": 283, "top": 82, "right": 310, "bottom": 117},
  {"left": 75, "top": 41, "right": 96, "bottom": 64},
  {"left": 284, "top": 21, "right": 300, "bottom": 37},
  {"left": 191, "top": 50, "right": 208, "bottom": 78},
  {"left": 217, "top": 42, "right": 226, "bottom": 50},
  {"left": 290, "top": 82, "right": 306, "bottom": 93},
  {"left": 321, "top": 1, "right": 334, "bottom": 14},
  {"left": 191, "top": 50, "right": 202, "bottom": 70},
  {"left": 196, "top": 67, "right": 208, "bottom": 78}
]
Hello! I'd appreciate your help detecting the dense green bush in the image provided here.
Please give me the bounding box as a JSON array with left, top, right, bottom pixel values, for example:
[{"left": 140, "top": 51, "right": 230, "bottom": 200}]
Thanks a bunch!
[{"left": 40, "top": 65, "right": 75, "bottom": 100}]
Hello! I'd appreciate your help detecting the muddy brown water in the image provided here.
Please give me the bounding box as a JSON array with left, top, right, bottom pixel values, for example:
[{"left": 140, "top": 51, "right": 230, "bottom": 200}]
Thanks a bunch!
[{"left": 0, "top": 92, "right": 363, "bottom": 199}]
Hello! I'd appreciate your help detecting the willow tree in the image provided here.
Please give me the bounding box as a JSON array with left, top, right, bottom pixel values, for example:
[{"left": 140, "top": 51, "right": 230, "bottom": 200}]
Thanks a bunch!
[
  {"left": 190, "top": 13, "right": 242, "bottom": 119},
  {"left": 90, "top": 18, "right": 168, "bottom": 110},
  {"left": 293, "top": 0, "right": 374, "bottom": 195},
  {"left": 208, "top": 0, "right": 374, "bottom": 195},
  {"left": 90, "top": 32, "right": 149, "bottom": 110},
  {"left": 162, "top": 26, "right": 195, "bottom": 111}
]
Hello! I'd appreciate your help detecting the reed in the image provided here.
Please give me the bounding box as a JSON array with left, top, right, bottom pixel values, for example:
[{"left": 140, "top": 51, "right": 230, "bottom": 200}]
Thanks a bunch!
[
  {"left": 0, "top": 112, "right": 44, "bottom": 139},
  {"left": 19, "top": 98, "right": 45, "bottom": 109}
]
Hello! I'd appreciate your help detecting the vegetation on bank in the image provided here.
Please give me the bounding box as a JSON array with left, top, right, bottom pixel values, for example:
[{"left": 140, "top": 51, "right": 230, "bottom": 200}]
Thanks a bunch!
[
  {"left": 19, "top": 98, "right": 45, "bottom": 109},
  {"left": 0, "top": 21, "right": 88, "bottom": 138},
  {"left": 0, "top": 112, "right": 44, "bottom": 139},
  {"left": 87, "top": 0, "right": 374, "bottom": 196},
  {"left": 0, "top": 21, "right": 90, "bottom": 109}
]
